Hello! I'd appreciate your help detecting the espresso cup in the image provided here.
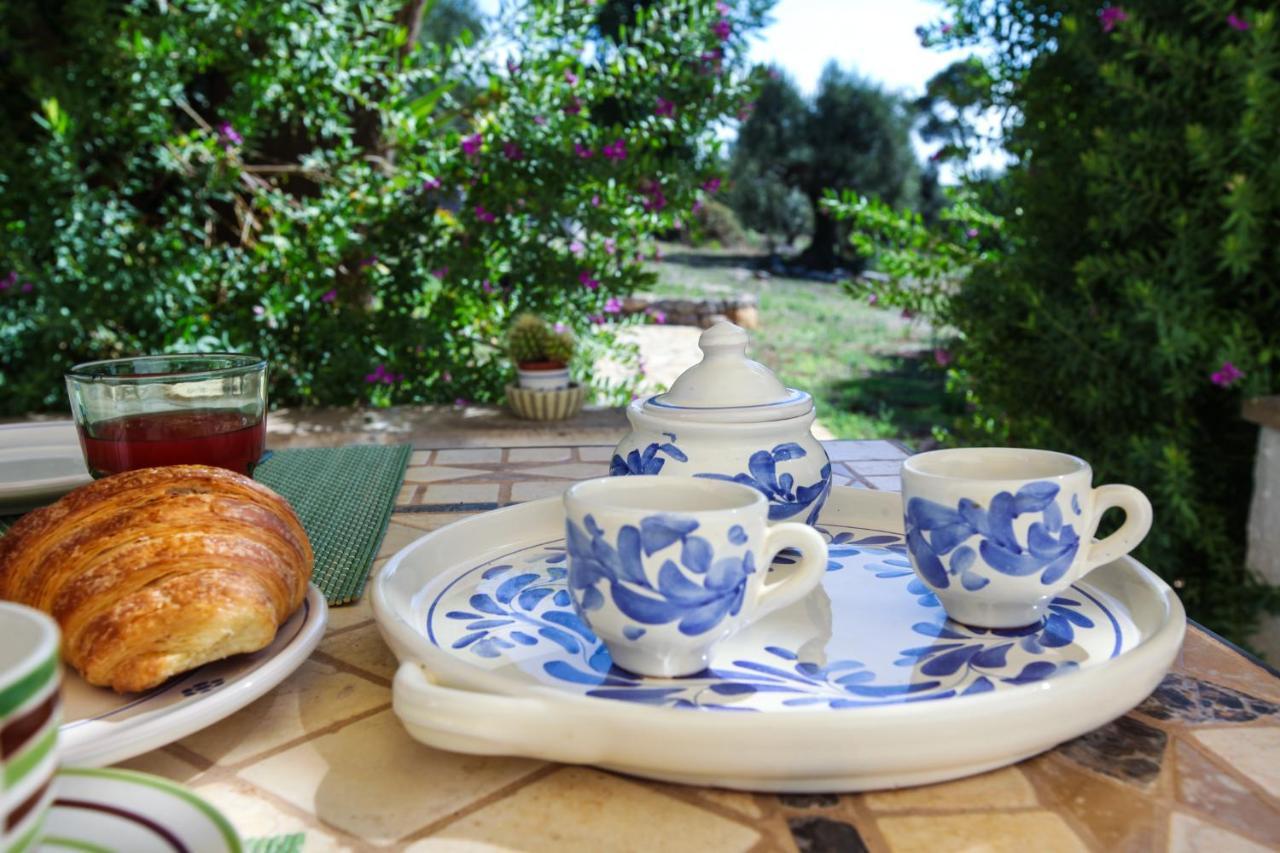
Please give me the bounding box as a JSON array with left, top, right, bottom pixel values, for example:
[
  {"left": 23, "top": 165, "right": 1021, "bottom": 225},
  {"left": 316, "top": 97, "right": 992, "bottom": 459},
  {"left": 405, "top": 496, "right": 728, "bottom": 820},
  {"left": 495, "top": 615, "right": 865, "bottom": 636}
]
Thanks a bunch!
[
  {"left": 901, "top": 448, "right": 1153, "bottom": 628},
  {"left": 564, "top": 476, "right": 829, "bottom": 677},
  {"left": 0, "top": 602, "right": 62, "bottom": 853}
]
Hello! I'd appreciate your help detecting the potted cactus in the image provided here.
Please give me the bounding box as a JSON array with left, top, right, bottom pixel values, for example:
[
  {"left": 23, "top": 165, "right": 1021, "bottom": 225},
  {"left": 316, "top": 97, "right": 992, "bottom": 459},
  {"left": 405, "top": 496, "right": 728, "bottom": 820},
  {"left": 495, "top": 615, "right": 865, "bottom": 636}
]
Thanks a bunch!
[
  {"left": 504, "top": 314, "right": 586, "bottom": 421},
  {"left": 507, "top": 313, "right": 574, "bottom": 391}
]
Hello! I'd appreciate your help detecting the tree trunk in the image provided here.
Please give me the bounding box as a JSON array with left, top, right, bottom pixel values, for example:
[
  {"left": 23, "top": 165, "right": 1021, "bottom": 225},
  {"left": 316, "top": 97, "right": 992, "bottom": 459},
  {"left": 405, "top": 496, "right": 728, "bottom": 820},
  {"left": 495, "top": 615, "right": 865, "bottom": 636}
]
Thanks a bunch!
[{"left": 798, "top": 198, "right": 840, "bottom": 271}]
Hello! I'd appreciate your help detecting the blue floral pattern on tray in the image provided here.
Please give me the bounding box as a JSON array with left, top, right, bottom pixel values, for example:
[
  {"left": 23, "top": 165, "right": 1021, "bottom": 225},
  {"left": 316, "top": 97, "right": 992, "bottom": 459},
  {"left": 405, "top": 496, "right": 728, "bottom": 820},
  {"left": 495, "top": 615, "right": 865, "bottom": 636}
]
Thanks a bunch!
[
  {"left": 905, "top": 481, "right": 1081, "bottom": 590},
  {"left": 426, "top": 522, "right": 1131, "bottom": 712}
]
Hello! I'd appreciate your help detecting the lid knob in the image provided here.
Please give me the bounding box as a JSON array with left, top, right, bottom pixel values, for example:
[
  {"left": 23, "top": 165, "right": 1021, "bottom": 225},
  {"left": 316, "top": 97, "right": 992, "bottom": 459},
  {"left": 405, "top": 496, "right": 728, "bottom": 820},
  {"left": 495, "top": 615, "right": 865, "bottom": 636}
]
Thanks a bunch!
[{"left": 654, "top": 321, "right": 793, "bottom": 409}]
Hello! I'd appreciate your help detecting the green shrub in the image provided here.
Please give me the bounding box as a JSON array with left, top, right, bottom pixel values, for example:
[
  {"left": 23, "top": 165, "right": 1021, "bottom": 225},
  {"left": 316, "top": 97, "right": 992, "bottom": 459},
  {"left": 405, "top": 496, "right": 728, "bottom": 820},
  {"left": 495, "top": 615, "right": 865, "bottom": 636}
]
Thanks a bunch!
[
  {"left": 831, "top": 1, "right": 1280, "bottom": 642},
  {"left": 691, "top": 198, "right": 750, "bottom": 247},
  {"left": 0, "top": 0, "right": 767, "bottom": 412}
]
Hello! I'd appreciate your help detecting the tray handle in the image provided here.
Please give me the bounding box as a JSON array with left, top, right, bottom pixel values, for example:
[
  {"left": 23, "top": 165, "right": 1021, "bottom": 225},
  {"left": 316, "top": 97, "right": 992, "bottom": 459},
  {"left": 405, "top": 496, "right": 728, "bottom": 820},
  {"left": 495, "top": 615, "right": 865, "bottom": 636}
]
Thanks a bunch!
[{"left": 393, "top": 661, "right": 607, "bottom": 763}]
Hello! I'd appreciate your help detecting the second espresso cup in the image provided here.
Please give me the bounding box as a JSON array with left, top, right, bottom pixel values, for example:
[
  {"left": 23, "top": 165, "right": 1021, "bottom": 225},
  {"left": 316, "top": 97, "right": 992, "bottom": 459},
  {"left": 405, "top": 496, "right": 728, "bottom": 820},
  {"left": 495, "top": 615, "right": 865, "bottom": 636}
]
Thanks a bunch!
[
  {"left": 901, "top": 447, "right": 1153, "bottom": 628},
  {"left": 564, "top": 477, "right": 829, "bottom": 677}
]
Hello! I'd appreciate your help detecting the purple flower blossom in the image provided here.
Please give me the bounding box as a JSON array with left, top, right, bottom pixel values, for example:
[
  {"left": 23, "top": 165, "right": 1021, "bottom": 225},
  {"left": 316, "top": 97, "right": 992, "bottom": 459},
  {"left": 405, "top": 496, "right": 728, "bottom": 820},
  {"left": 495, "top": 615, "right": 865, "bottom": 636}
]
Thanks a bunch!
[
  {"left": 565, "top": 68, "right": 579, "bottom": 86},
  {"left": 442, "top": 371, "right": 452, "bottom": 383},
  {"left": 503, "top": 141, "right": 524, "bottom": 161},
  {"left": 934, "top": 347, "right": 953, "bottom": 367},
  {"left": 712, "top": 18, "right": 732, "bottom": 40},
  {"left": 716, "top": 1, "right": 730, "bottom": 14},
  {"left": 482, "top": 279, "right": 495, "bottom": 293},
  {"left": 19, "top": 282, "right": 33, "bottom": 294},
  {"left": 867, "top": 293, "right": 879, "bottom": 306},
  {"left": 554, "top": 322, "right": 568, "bottom": 334},
  {"left": 461, "top": 133, "right": 483, "bottom": 156},
  {"left": 217, "top": 122, "right": 243, "bottom": 146},
  {"left": 569, "top": 240, "right": 585, "bottom": 256},
  {"left": 359, "top": 256, "right": 378, "bottom": 269},
  {"left": 604, "top": 296, "right": 623, "bottom": 314},
  {"left": 422, "top": 176, "right": 442, "bottom": 191},
  {"left": 647, "top": 308, "right": 667, "bottom": 324},
  {"left": 1227, "top": 13, "right": 1249, "bottom": 30},
  {"left": 901, "top": 308, "right": 915, "bottom": 320},
  {"left": 1099, "top": 6, "right": 1128, "bottom": 32},
  {"left": 579, "top": 270, "right": 600, "bottom": 290},
  {"left": 322, "top": 289, "right": 337, "bottom": 303},
  {"left": 564, "top": 98, "right": 582, "bottom": 116},
  {"left": 534, "top": 114, "right": 547, "bottom": 126},
  {"left": 432, "top": 266, "right": 448, "bottom": 279},
  {"left": 692, "top": 200, "right": 704, "bottom": 214},
  {"left": 602, "top": 138, "right": 627, "bottom": 161},
  {"left": 655, "top": 97, "right": 676, "bottom": 117},
  {"left": 591, "top": 194, "right": 601, "bottom": 207},
  {"left": 506, "top": 57, "right": 520, "bottom": 75},
  {"left": 574, "top": 142, "right": 594, "bottom": 159},
  {"left": 589, "top": 314, "right": 605, "bottom": 325},
  {"left": 1211, "top": 361, "right": 1244, "bottom": 387},
  {"left": 941, "top": 23, "right": 954, "bottom": 35},
  {"left": 0, "top": 271, "right": 14, "bottom": 291},
  {"left": 642, "top": 187, "right": 668, "bottom": 212},
  {"left": 702, "top": 177, "right": 721, "bottom": 194},
  {"left": 365, "top": 364, "right": 402, "bottom": 385},
  {"left": 966, "top": 228, "right": 979, "bottom": 238},
  {"left": 454, "top": 397, "right": 469, "bottom": 407},
  {"left": 604, "top": 238, "right": 616, "bottom": 255},
  {"left": 474, "top": 204, "right": 496, "bottom": 223},
  {"left": 253, "top": 305, "right": 265, "bottom": 317}
]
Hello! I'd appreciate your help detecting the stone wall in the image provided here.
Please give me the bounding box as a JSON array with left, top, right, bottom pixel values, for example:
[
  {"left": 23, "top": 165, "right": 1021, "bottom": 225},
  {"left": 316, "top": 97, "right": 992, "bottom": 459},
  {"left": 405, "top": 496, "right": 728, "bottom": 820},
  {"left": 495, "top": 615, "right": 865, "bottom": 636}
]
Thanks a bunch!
[{"left": 622, "top": 292, "right": 759, "bottom": 329}]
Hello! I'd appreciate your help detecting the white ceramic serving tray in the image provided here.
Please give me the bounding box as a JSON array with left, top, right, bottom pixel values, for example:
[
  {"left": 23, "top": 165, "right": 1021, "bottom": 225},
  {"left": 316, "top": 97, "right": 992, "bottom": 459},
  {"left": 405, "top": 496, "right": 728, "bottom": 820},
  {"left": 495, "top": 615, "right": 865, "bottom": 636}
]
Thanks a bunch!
[
  {"left": 61, "top": 585, "right": 327, "bottom": 768},
  {"left": 0, "top": 421, "right": 92, "bottom": 513},
  {"left": 373, "top": 488, "right": 1185, "bottom": 792}
]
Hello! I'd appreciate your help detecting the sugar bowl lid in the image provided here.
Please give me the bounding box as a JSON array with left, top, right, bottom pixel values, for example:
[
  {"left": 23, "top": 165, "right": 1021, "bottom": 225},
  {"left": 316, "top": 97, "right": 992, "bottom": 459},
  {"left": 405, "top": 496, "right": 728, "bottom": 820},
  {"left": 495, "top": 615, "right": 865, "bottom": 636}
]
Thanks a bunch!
[{"left": 642, "top": 322, "right": 813, "bottom": 423}]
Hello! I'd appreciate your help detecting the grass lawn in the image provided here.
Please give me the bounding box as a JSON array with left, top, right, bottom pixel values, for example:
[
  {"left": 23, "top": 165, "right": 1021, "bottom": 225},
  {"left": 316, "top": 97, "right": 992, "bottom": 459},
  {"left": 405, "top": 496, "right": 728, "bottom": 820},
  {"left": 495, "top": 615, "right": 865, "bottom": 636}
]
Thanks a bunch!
[{"left": 648, "top": 248, "right": 956, "bottom": 446}]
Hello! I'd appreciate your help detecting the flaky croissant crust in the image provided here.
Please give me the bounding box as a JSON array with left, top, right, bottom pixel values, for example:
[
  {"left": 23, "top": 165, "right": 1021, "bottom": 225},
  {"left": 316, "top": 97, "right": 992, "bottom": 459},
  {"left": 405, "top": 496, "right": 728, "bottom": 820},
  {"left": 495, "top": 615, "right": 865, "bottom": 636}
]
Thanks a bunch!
[{"left": 0, "top": 465, "right": 313, "bottom": 693}]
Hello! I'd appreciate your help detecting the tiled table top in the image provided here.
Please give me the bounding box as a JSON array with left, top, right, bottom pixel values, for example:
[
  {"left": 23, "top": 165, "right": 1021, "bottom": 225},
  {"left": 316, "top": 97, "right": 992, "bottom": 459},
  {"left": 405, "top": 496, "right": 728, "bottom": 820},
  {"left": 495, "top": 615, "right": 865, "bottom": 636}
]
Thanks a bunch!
[{"left": 118, "top": 440, "right": 1280, "bottom": 852}]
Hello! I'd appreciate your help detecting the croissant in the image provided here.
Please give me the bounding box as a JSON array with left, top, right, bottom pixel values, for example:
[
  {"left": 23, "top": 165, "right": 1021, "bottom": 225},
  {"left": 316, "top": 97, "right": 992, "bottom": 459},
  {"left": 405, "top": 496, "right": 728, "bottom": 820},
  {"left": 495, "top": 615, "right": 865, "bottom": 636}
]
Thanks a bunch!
[{"left": 0, "top": 465, "right": 312, "bottom": 693}]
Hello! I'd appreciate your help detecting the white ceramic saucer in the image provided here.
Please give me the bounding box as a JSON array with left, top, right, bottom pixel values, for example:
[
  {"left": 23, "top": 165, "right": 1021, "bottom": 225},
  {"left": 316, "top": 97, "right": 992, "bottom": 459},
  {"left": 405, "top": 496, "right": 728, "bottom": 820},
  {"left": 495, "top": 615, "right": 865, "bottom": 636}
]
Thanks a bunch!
[
  {"left": 60, "top": 585, "right": 327, "bottom": 768},
  {"left": 38, "top": 767, "right": 241, "bottom": 852},
  {"left": 374, "top": 487, "right": 1186, "bottom": 791},
  {"left": 0, "top": 422, "right": 92, "bottom": 513}
]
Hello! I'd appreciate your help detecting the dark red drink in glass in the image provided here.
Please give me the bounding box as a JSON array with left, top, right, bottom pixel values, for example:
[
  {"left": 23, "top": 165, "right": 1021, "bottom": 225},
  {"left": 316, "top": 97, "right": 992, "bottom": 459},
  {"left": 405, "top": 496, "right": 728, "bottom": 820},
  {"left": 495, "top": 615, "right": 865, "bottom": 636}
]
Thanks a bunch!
[{"left": 77, "top": 409, "right": 266, "bottom": 477}]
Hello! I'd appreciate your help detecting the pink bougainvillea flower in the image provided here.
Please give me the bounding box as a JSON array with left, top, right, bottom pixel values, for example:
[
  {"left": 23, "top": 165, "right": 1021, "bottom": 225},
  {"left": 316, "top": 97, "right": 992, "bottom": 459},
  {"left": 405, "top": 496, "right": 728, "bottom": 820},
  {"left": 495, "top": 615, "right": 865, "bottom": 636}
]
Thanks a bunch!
[
  {"left": 716, "top": 0, "right": 730, "bottom": 14},
  {"left": 737, "top": 102, "right": 755, "bottom": 121},
  {"left": 655, "top": 97, "right": 676, "bottom": 117},
  {"left": 1227, "top": 13, "right": 1250, "bottom": 30},
  {"left": 579, "top": 270, "right": 600, "bottom": 290},
  {"left": 702, "top": 177, "right": 721, "bottom": 194},
  {"left": 564, "top": 68, "right": 579, "bottom": 86},
  {"left": 941, "top": 23, "right": 954, "bottom": 34},
  {"left": 604, "top": 296, "right": 623, "bottom": 314},
  {"left": 454, "top": 397, "right": 469, "bottom": 407},
  {"left": 216, "top": 122, "right": 243, "bottom": 146},
  {"left": 422, "top": 176, "right": 442, "bottom": 191},
  {"left": 19, "top": 282, "right": 33, "bottom": 294},
  {"left": 564, "top": 97, "right": 582, "bottom": 115},
  {"left": 647, "top": 308, "right": 667, "bottom": 324},
  {"left": 700, "top": 49, "right": 723, "bottom": 66},
  {"left": 591, "top": 194, "right": 601, "bottom": 207},
  {"left": 602, "top": 138, "right": 627, "bottom": 161},
  {"left": 569, "top": 240, "right": 585, "bottom": 256},
  {"left": 692, "top": 199, "right": 705, "bottom": 214},
  {"left": 461, "top": 133, "right": 483, "bottom": 156},
  {"left": 934, "top": 348, "right": 953, "bottom": 367},
  {"left": 589, "top": 314, "right": 605, "bottom": 325},
  {"left": 966, "top": 227, "right": 979, "bottom": 238},
  {"left": 442, "top": 371, "right": 452, "bottom": 383},
  {"left": 533, "top": 114, "right": 547, "bottom": 126},
  {"left": 712, "top": 18, "right": 732, "bottom": 40},
  {"left": 482, "top": 279, "right": 495, "bottom": 293},
  {"left": 253, "top": 305, "right": 265, "bottom": 317},
  {"left": 502, "top": 141, "right": 524, "bottom": 161},
  {"left": 867, "top": 293, "right": 879, "bottom": 306},
  {"left": 321, "top": 289, "right": 337, "bottom": 303},
  {"left": 1099, "top": 6, "right": 1128, "bottom": 32},
  {"left": 604, "top": 237, "right": 616, "bottom": 255},
  {"left": 574, "top": 142, "right": 594, "bottom": 159},
  {"left": 1210, "top": 360, "right": 1244, "bottom": 387},
  {"left": 553, "top": 322, "right": 568, "bottom": 334},
  {"left": 474, "top": 204, "right": 496, "bottom": 223},
  {"left": 432, "top": 266, "right": 448, "bottom": 279}
]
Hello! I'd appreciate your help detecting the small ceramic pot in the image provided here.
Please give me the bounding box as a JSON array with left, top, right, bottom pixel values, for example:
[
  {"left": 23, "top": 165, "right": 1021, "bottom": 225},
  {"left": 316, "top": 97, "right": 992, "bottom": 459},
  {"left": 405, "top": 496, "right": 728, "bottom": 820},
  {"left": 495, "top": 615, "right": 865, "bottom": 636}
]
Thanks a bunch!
[
  {"left": 516, "top": 363, "right": 570, "bottom": 391},
  {"left": 506, "top": 383, "right": 585, "bottom": 421},
  {"left": 611, "top": 322, "right": 831, "bottom": 526}
]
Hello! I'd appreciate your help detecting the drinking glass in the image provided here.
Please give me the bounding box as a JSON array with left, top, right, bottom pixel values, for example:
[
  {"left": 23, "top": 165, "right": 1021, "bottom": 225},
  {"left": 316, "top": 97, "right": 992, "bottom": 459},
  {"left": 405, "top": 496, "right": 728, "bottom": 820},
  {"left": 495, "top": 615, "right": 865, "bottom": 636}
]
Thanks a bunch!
[{"left": 65, "top": 354, "right": 268, "bottom": 478}]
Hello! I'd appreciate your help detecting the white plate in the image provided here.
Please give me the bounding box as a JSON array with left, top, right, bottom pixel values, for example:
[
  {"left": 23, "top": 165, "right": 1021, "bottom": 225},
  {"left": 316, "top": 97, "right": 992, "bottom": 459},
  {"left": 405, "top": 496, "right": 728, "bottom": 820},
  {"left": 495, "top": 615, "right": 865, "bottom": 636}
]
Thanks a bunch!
[
  {"left": 373, "top": 487, "right": 1185, "bottom": 792},
  {"left": 60, "top": 585, "right": 327, "bottom": 768},
  {"left": 38, "top": 767, "right": 241, "bottom": 852},
  {"left": 0, "top": 421, "right": 92, "bottom": 513}
]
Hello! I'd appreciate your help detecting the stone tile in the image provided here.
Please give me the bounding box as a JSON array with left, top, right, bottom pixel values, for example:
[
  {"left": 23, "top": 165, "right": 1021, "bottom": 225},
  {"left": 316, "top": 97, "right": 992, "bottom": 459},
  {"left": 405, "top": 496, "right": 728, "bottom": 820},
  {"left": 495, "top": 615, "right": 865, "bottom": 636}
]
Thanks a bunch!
[
  {"left": 1195, "top": 727, "right": 1280, "bottom": 797},
  {"left": 830, "top": 470, "right": 860, "bottom": 487},
  {"left": 877, "top": 812, "right": 1086, "bottom": 853},
  {"left": 1024, "top": 752, "right": 1163, "bottom": 852},
  {"left": 116, "top": 748, "right": 205, "bottom": 783},
  {"left": 1137, "top": 673, "right": 1279, "bottom": 725},
  {"left": 1173, "top": 738, "right": 1280, "bottom": 844},
  {"left": 824, "top": 440, "right": 907, "bottom": 462},
  {"left": 863, "top": 475, "right": 902, "bottom": 492},
  {"left": 319, "top": 622, "right": 398, "bottom": 682},
  {"left": 1179, "top": 633, "right": 1280, "bottom": 704},
  {"left": 241, "top": 709, "right": 542, "bottom": 845},
  {"left": 377, "top": 521, "right": 429, "bottom": 559},
  {"left": 402, "top": 465, "right": 492, "bottom": 484},
  {"left": 326, "top": 588, "right": 375, "bottom": 632},
  {"left": 1168, "top": 811, "right": 1274, "bottom": 853},
  {"left": 435, "top": 448, "right": 503, "bottom": 464},
  {"left": 394, "top": 513, "right": 468, "bottom": 533},
  {"left": 1059, "top": 716, "right": 1168, "bottom": 787},
  {"left": 696, "top": 789, "right": 763, "bottom": 819},
  {"left": 409, "top": 767, "right": 758, "bottom": 852},
  {"left": 578, "top": 445, "right": 617, "bottom": 462},
  {"left": 193, "top": 779, "right": 353, "bottom": 852},
  {"left": 779, "top": 792, "right": 840, "bottom": 809},
  {"left": 864, "top": 767, "right": 1037, "bottom": 812},
  {"left": 396, "top": 483, "right": 420, "bottom": 505},
  {"left": 180, "top": 660, "right": 389, "bottom": 766},
  {"left": 511, "top": 480, "right": 572, "bottom": 502},
  {"left": 417, "top": 482, "right": 501, "bottom": 504},
  {"left": 789, "top": 816, "right": 869, "bottom": 852},
  {"left": 522, "top": 462, "right": 610, "bottom": 480},
  {"left": 410, "top": 450, "right": 431, "bottom": 465},
  {"left": 507, "top": 447, "right": 573, "bottom": 462}
]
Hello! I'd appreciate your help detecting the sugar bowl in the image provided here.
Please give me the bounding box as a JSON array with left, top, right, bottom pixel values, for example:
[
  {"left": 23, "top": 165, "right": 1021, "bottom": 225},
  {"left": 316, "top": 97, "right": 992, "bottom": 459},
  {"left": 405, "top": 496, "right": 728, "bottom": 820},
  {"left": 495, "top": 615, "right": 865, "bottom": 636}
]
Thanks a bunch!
[{"left": 610, "top": 322, "right": 831, "bottom": 526}]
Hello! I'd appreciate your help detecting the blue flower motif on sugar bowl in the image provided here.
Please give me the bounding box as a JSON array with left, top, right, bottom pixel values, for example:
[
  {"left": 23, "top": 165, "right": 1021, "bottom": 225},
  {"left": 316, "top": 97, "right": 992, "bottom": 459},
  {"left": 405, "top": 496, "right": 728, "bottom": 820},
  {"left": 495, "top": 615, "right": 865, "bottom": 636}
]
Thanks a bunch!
[{"left": 611, "top": 322, "right": 832, "bottom": 526}]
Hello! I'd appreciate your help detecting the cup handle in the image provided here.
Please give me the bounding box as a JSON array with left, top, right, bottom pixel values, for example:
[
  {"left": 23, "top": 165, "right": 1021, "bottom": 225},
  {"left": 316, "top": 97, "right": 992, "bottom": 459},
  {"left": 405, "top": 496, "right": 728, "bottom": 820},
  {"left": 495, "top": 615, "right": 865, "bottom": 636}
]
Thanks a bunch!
[
  {"left": 1080, "top": 484, "right": 1153, "bottom": 576},
  {"left": 755, "top": 523, "right": 829, "bottom": 617}
]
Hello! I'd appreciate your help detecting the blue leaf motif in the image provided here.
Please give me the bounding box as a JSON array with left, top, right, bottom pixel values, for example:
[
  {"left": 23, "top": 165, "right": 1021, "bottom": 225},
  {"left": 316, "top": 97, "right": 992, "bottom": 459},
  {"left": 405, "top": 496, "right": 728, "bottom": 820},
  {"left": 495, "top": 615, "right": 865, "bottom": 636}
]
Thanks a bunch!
[
  {"left": 553, "top": 589, "right": 571, "bottom": 607},
  {"left": 516, "top": 587, "right": 554, "bottom": 611},
  {"left": 1004, "top": 661, "right": 1058, "bottom": 684},
  {"left": 772, "top": 442, "right": 807, "bottom": 461},
  {"left": 495, "top": 572, "right": 539, "bottom": 604},
  {"left": 622, "top": 626, "right": 646, "bottom": 640},
  {"left": 1014, "top": 481, "right": 1059, "bottom": 513},
  {"left": 709, "top": 682, "right": 758, "bottom": 696},
  {"left": 578, "top": 585, "right": 604, "bottom": 611},
  {"left": 765, "top": 646, "right": 797, "bottom": 660},
  {"left": 610, "top": 583, "right": 678, "bottom": 624},
  {"left": 658, "top": 560, "right": 715, "bottom": 604},
  {"left": 469, "top": 594, "right": 506, "bottom": 615},
  {"left": 639, "top": 515, "right": 699, "bottom": 555},
  {"left": 538, "top": 626, "right": 580, "bottom": 654},
  {"left": 678, "top": 595, "right": 736, "bottom": 636},
  {"left": 481, "top": 565, "right": 513, "bottom": 580},
  {"left": 681, "top": 536, "right": 713, "bottom": 574},
  {"left": 615, "top": 525, "right": 648, "bottom": 585},
  {"left": 728, "top": 525, "right": 748, "bottom": 546},
  {"left": 962, "top": 676, "right": 994, "bottom": 695},
  {"left": 544, "top": 609, "right": 596, "bottom": 639},
  {"left": 747, "top": 450, "right": 779, "bottom": 492}
]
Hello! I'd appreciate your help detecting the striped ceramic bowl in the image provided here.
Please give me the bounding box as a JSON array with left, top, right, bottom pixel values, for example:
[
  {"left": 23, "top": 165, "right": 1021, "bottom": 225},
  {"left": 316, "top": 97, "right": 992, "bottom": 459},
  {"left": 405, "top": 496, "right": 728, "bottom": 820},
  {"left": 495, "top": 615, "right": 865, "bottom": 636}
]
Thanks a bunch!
[
  {"left": 0, "top": 602, "right": 61, "bottom": 853},
  {"left": 506, "top": 383, "right": 585, "bottom": 422}
]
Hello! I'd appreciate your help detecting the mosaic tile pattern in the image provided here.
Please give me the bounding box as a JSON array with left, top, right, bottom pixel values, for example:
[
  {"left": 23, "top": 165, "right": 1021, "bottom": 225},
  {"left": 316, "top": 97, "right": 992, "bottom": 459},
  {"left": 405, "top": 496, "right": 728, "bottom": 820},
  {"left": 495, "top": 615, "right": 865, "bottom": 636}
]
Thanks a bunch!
[{"left": 116, "top": 440, "right": 1280, "bottom": 851}]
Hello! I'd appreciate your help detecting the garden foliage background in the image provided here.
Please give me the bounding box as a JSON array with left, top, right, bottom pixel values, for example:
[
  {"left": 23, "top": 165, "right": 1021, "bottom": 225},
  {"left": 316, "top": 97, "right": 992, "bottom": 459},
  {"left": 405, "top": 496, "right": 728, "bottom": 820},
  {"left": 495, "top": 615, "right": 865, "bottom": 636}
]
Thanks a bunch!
[{"left": 0, "top": 0, "right": 765, "bottom": 410}]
